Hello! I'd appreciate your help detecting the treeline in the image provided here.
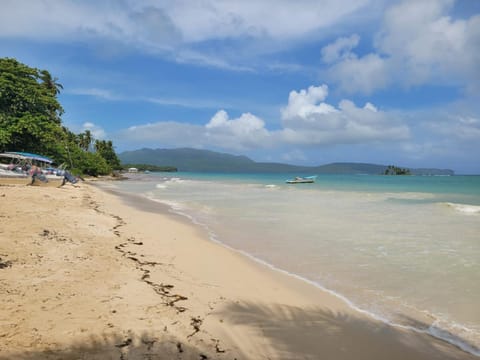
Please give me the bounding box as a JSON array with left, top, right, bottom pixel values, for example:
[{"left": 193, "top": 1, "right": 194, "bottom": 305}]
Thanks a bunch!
[
  {"left": 0, "top": 58, "right": 120, "bottom": 176},
  {"left": 121, "top": 164, "right": 177, "bottom": 172},
  {"left": 384, "top": 165, "right": 411, "bottom": 175}
]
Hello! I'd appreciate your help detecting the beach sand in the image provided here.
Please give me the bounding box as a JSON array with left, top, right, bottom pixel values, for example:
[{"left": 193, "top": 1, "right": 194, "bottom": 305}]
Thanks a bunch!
[{"left": 0, "top": 178, "right": 477, "bottom": 359}]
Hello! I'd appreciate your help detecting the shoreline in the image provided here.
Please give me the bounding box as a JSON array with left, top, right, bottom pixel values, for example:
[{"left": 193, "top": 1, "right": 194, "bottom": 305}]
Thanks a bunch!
[
  {"left": 0, "top": 178, "right": 478, "bottom": 359},
  {"left": 101, "top": 183, "right": 480, "bottom": 357}
]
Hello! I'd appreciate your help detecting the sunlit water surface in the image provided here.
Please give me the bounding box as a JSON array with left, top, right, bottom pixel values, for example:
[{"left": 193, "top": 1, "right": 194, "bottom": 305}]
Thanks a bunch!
[{"left": 110, "top": 173, "right": 480, "bottom": 355}]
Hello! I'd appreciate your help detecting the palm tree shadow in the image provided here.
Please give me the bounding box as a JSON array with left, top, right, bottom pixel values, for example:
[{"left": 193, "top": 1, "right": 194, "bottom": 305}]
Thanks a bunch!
[
  {"left": 0, "top": 332, "right": 217, "bottom": 360},
  {"left": 217, "top": 302, "right": 478, "bottom": 360},
  {"left": 2, "top": 306, "right": 477, "bottom": 360}
]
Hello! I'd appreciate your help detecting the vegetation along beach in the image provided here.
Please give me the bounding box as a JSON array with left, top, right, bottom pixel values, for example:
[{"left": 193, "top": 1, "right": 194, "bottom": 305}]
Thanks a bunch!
[{"left": 1, "top": 1, "right": 480, "bottom": 359}]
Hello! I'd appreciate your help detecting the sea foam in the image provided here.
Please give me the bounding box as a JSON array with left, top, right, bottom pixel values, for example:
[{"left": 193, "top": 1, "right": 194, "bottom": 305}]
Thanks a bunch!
[{"left": 445, "top": 202, "right": 480, "bottom": 215}]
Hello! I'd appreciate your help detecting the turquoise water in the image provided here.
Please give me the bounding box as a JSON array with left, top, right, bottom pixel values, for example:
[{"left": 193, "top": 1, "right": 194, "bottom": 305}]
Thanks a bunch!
[{"left": 110, "top": 173, "right": 480, "bottom": 355}]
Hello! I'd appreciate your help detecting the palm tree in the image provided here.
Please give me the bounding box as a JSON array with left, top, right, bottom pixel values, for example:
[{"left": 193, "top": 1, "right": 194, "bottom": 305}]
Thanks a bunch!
[
  {"left": 39, "top": 70, "right": 63, "bottom": 95},
  {"left": 78, "top": 130, "right": 93, "bottom": 152}
]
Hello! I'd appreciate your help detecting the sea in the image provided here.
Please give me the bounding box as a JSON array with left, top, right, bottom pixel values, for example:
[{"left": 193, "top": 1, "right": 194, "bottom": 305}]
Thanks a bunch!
[{"left": 106, "top": 172, "right": 480, "bottom": 356}]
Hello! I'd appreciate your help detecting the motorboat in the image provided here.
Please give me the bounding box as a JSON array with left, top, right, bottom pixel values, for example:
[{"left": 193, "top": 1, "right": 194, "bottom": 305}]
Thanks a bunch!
[
  {"left": 285, "top": 176, "right": 317, "bottom": 184},
  {"left": 0, "top": 151, "right": 64, "bottom": 183}
]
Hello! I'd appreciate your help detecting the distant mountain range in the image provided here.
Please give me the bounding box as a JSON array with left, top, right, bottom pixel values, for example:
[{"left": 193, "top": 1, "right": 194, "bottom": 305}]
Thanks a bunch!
[{"left": 118, "top": 148, "right": 454, "bottom": 175}]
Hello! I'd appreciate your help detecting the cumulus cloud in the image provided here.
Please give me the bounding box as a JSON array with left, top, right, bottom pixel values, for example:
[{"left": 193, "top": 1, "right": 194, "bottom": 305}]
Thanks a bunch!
[
  {"left": 377, "top": 0, "right": 480, "bottom": 86},
  {"left": 205, "top": 110, "right": 271, "bottom": 150},
  {"left": 279, "top": 85, "right": 409, "bottom": 144},
  {"left": 281, "top": 85, "right": 336, "bottom": 123},
  {"left": 323, "top": 0, "right": 480, "bottom": 93},
  {"left": 117, "top": 111, "right": 272, "bottom": 151},
  {"left": 117, "top": 84, "right": 410, "bottom": 151},
  {"left": 112, "top": 83, "right": 480, "bottom": 171}
]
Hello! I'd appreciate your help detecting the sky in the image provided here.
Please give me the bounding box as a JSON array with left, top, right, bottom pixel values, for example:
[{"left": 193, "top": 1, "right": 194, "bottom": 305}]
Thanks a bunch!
[{"left": 1, "top": 0, "right": 479, "bottom": 173}]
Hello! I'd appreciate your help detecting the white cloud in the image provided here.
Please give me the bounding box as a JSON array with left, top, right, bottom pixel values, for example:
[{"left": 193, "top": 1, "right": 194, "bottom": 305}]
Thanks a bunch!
[
  {"left": 321, "top": 34, "right": 360, "bottom": 64},
  {"left": 279, "top": 85, "right": 409, "bottom": 144},
  {"left": 68, "top": 87, "right": 227, "bottom": 109},
  {"left": 147, "top": 96, "right": 227, "bottom": 109},
  {"left": 69, "top": 88, "right": 122, "bottom": 101},
  {"left": 326, "top": 53, "right": 390, "bottom": 94},
  {"left": 423, "top": 115, "right": 480, "bottom": 141},
  {"left": 117, "top": 111, "right": 272, "bottom": 151},
  {"left": 173, "top": 49, "right": 254, "bottom": 72},
  {"left": 117, "top": 84, "right": 410, "bottom": 151},
  {"left": 112, "top": 83, "right": 480, "bottom": 172},
  {"left": 281, "top": 85, "right": 337, "bottom": 123},
  {"left": 0, "top": 0, "right": 373, "bottom": 69},
  {"left": 138, "top": 0, "right": 371, "bottom": 43},
  {"left": 364, "top": 102, "right": 378, "bottom": 112},
  {"left": 205, "top": 110, "right": 272, "bottom": 150},
  {"left": 82, "top": 122, "right": 106, "bottom": 139},
  {"left": 323, "top": 0, "right": 480, "bottom": 93},
  {"left": 376, "top": 0, "right": 480, "bottom": 86}
]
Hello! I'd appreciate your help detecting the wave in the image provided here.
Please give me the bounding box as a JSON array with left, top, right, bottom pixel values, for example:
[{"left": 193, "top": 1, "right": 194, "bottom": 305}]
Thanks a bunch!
[{"left": 444, "top": 202, "right": 480, "bottom": 215}]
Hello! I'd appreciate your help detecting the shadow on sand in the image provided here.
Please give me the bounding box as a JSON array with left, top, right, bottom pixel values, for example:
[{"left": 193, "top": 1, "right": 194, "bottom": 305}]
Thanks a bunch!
[
  {"left": 2, "top": 304, "right": 478, "bottom": 360},
  {"left": 0, "top": 332, "right": 224, "bottom": 360},
  {"left": 216, "top": 302, "right": 478, "bottom": 360}
]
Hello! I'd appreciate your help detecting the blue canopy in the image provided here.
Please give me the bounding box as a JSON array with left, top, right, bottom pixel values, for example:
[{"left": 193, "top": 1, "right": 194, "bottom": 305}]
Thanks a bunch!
[{"left": 2, "top": 151, "right": 53, "bottom": 164}]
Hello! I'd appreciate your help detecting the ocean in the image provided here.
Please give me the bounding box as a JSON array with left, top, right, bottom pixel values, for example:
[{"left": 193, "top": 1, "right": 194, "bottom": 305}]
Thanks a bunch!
[{"left": 107, "top": 173, "right": 480, "bottom": 355}]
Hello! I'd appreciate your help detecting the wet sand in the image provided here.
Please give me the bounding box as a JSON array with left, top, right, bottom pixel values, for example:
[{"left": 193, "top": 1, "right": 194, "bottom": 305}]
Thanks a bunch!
[{"left": 0, "top": 178, "right": 477, "bottom": 359}]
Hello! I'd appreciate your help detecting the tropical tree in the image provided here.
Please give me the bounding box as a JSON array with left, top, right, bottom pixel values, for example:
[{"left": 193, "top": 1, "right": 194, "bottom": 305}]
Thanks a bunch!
[
  {"left": 77, "top": 130, "right": 93, "bottom": 152},
  {"left": 384, "top": 165, "right": 411, "bottom": 175},
  {"left": 39, "top": 69, "right": 63, "bottom": 95},
  {"left": 95, "top": 139, "right": 121, "bottom": 169},
  {"left": 0, "top": 57, "right": 120, "bottom": 176},
  {"left": 0, "top": 58, "right": 64, "bottom": 152}
]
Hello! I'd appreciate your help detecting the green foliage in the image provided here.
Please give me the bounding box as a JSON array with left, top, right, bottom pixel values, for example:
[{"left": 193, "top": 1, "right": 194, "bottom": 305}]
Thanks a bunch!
[
  {"left": 77, "top": 130, "right": 93, "bottom": 152},
  {"left": 73, "top": 151, "right": 111, "bottom": 176},
  {"left": 384, "top": 165, "right": 411, "bottom": 175},
  {"left": 95, "top": 139, "right": 121, "bottom": 170},
  {"left": 0, "top": 57, "right": 120, "bottom": 176},
  {"left": 0, "top": 58, "right": 64, "bottom": 152}
]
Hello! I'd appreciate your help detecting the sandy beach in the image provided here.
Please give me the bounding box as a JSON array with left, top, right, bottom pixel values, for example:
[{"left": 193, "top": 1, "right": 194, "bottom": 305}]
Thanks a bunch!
[{"left": 0, "top": 178, "right": 477, "bottom": 360}]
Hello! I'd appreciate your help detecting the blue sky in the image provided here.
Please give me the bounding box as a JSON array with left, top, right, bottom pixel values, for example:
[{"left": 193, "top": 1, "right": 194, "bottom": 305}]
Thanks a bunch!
[{"left": 1, "top": 0, "right": 479, "bottom": 173}]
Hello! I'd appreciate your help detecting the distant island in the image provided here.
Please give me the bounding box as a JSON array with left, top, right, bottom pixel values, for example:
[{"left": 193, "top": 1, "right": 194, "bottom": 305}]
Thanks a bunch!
[
  {"left": 384, "top": 165, "right": 411, "bottom": 175},
  {"left": 118, "top": 148, "right": 454, "bottom": 176}
]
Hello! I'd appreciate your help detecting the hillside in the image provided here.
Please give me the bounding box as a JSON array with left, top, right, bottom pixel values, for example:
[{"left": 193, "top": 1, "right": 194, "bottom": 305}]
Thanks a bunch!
[
  {"left": 118, "top": 148, "right": 454, "bottom": 175},
  {"left": 119, "top": 148, "right": 255, "bottom": 172}
]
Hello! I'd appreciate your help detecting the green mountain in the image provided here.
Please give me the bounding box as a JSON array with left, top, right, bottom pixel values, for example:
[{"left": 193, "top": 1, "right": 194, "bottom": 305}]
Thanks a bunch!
[{"left": 118, "top": 148, "right": 454, "bottom": 175}]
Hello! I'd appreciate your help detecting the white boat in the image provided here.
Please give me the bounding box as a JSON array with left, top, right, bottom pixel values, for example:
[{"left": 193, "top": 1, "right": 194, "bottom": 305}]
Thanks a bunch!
[
  {"left": 285, "top": 175, "right": 317, "bottom": 184},
  {"left": 0, "top": 151, "right": 64, "bottom": 183}
]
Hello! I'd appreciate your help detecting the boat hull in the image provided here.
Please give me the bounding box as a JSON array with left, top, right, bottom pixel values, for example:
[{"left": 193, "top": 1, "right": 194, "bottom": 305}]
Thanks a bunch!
[{"left": 285, "top": 179, "right": 315, "bottom": 184}]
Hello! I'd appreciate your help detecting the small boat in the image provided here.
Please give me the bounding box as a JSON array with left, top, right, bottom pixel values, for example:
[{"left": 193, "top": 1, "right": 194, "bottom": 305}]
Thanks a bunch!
[
  {"left": 0, "top": 151, "right": 64, "bottom": 184},
  {"left": 286, "top": 175, "right": 317, "bottom": 184}
]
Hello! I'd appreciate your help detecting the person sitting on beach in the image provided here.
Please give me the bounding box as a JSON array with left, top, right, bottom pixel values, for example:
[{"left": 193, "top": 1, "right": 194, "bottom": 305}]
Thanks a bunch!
[
  {"left": 30, "top": 165, "right": 47, "bottom": 185},
  {"left": 59, "top": 171, "right": 81, "bottom": 187}
]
